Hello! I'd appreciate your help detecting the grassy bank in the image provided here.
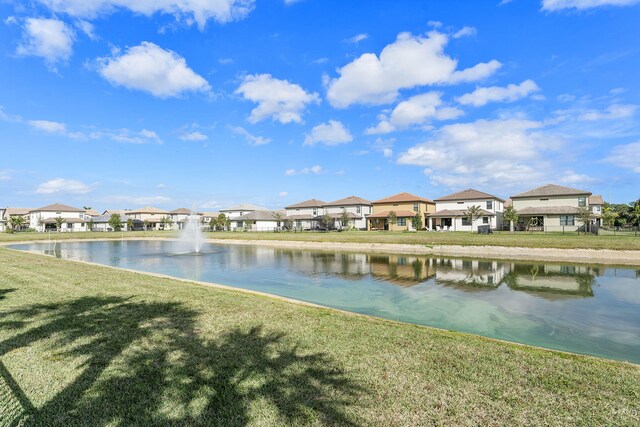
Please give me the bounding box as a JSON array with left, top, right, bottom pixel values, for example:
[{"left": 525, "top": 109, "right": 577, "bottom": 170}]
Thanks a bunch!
[
  {"left": 2, "top": 229, "right": 640, "bottom": 250},
  {"left": 1, "top": 249, "right": 638, "bottom": 426}
]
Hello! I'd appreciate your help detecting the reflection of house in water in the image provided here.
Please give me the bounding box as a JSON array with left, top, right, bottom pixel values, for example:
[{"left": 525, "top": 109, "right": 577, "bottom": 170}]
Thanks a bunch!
[
  {"left": 369, "top": 255, "right": 436, "bottom": 286},
  {"left": 504, "top": 263, "right": 601, "bottom": 299},
  {"left": 272, "top": 249, "right": 370, "bottom": 280},
  {"left": 431, "top": 258, "right": 509, "bottom": 290}
]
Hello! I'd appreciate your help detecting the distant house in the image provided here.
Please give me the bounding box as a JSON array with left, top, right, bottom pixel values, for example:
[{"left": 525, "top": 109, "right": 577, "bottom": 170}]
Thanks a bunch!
[
  {"left": 589, "top": 195, "right": 604, "bottom": 226},
  {"left": 29, "top": 203, "right": 88, "bottom": 232},
  {"left": 170, "top": 208, "right": 202, "bottom": 230},
  {"left": 220, "top": 204, "right": 270, "bottom": 230},
  {"left": 237, "top": 210, "right": 285, "bottom": 231},
  {"left": 510, "top": 184, "right": 592, "bottom": 232},
  {"left": 323, "top": 196, "right": 372, "bottom": 230},
  {"left": 90, "top": 214, "right": 143, "bottom": 232},
  {"left": 84, "top": 209, "right": 100, "bottom": 218},
  {"left": 201, "top": 211, "right": 221, "bottom": 229},
  {"left": 430, "top": 189, "right": 505, "bottom": 231},
  {"left": 368, "top": 192, "right": 436, "bottom": 231},
  {"left": 284, "top": 199, "right": 325, "bottom": 230},
  {"left": 125, "top": 206, "right": 171, "bottom": 230},
  {"left": 0, "top": 207, "right": 5, "bottom": 232},
  {"left": 4, "top": 208, "right": 32, "bottom": 231}
]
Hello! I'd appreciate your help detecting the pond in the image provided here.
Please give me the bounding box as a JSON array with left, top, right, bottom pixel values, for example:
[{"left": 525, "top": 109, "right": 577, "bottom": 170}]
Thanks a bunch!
[{"left": 10, "top": 240, "right": 640, "bottom": 364}]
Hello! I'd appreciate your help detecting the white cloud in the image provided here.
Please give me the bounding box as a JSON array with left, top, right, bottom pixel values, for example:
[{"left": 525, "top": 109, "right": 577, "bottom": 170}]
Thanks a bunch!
[
  {"left": 36, "top": 178, "right": 92, "bottom": 194},
  {"left": 452, "top": 26, "right": 477, "bottom": 39},
  {"left": 326, "top": 31, "right": 501, "bottom": 108},
  {"left": 397, "top": 118, "right": 562, "bottom": 189},
  {"left": 542, "top": 0, "right": 640, "bottom": 11},
  {"left": 278, "top": 191, "right": 289, "bottom": 197},
  {"left": 366, "top": 92, "right": 464, "bottom": 134},
  {"left": 180, "top": 131, "right": 208, "bottom": 141},
  {"left": 456, "top": 80, "right": 541, "bottom": 107},
  {"left": 285, "top": 165, "right": 323, "bottom": 175},
  {"left": 346, "top": 33, "right": 368, "bottom": 43},
  {"left": 559, "top": 170, "right": 599, "bottom": 184},
  {"left": 17, "top": 18, "right": 75, "bottom": 68},
  {"left": 28, "top": 119, "right": 85, "bottom": 139},
  {"left": 98, "top": 42, "right": 211, "bottom": 98},
  {"left": 235, "top": 74, "right": 319, "bottom": 124},
  {"left": 605, "top": 141, "right": 640, "bottom": 173},
  {"left": 91, "top": 128, "right": 162, "bottom": 144},
  {"left": 76, "top": 20, "right": 97, "bottom": 39},
  {"left": 0, "top": 170, "right": 12, "bottom": 182},
  {"left": 304, "top": 120, "right": 352, "bottom": 146},
  {"left": 231, "top": 126, "right": 271, "bottom": 145},
  {"left": 578, "top": 104, "right": 636, "bottom": 121},
  {"left": 35, "top": 0, "right": 255, "bottom": 29},
  {"left": 218, "top": 57, "right": 234, "bottom": 64}
]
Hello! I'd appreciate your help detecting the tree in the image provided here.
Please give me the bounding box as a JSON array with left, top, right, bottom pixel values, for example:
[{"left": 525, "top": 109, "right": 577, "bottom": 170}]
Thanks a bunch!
[
  {"left": 126, "top": 218, "right": 134, "bottom": 231},
  {"left": 109, "top": 214, "right": 122, "bottom": 232},
  {"left": 218, "top": 213, "right": 228, "bottom": 231},
  {"left": 164, "top": 216, "right": 174, "bottom": 230},
  {"left": 283, "top": 218, "right": 293, "bottom": 231},
  {"left": 387, "top": 211, "right": 397, "bottom": 230},
  {"left": 631, "top": 199, "right": 640, "bottom": 227},
  {"left": 464, "top": 205, "right": 483, "bottom": 232},
  {"left": 601, "top": 206, "right": 618, "bottom": 228},
  {"left": 340, "top": 208, "right": 350, "bottom": 230},
  {"left": 411, "top": 212, "right": 422, "bottom": 231},
  {"left": 576, "top": 206, "right": 594, "bottom": 234},
  {"left": 53, "top": 216, "right": 66, "bottom": 232},
  {"left": 244, "top": 219, "right": 254, "bottom": 231},
  {"left": 87, "top": 218, "right": 94, "bottom": 232},
  {"left": 9, "top": 215, "right": 25, "bottom": 231},
  {"left": 503, "top": 206, "right": 519, "bottom": 233},
  {"left": 143, "top": 220, "right": 151, "bottom": 231},
  {"left": 320, "top": 213, "right": 333, "bottom": 231},
  {"left": 273, "top": 211, "right": 284, "bottom": 231},
  {"left": 83, "top": 206, "right": 92, "bottom": 210}
]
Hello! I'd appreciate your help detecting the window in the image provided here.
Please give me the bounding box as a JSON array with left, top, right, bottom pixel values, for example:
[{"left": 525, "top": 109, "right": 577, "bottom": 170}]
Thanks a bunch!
[
  {"left": 56, "top": 211, "right": 61, "bottom": 215},
  {"left": 236, "top": 221, "right": 243, "bottom": 228},
  {"left": 369, "top": 207, "right": 372, "bottom": 214},
  {"left": 296, "top": 220, "right": 302, "bottom": 227},
  {"left": 393, "top": 203, "right": 398, "bottom": 206},
  {"left": 457, "top": 201, "right": 464, "bottom": 204},
  {"left": 578, "top": 196, "right": 586, "bottom": 207},
  {"left": 462, "top": 217, "right": 471, "bottom": 226},
  {"left": 413, "top": 203, "right": 419, "bottom": 212},
  {"left": 313, "top": 209, "right": 317, "bottom": 216},
  {"left": 296, "top": 208, "right": 300, "bottom": 211},
  {"left": 396, "top": 218, "right": 406, "bottom": 226},
  {"left": 540, "top": 198, "right": 549, "bottom": 201},
  {"left": 356, "top": 206, "right": 361, "bottom": 214},
  {"left": 483, "top": 217, "right": 489, "bottom": 224},
  {"left": 560, "top": 215, "right": 575, "bottom": 226},
  {"left": 486, "top": 200, "right": 493, "bottom": 210}
]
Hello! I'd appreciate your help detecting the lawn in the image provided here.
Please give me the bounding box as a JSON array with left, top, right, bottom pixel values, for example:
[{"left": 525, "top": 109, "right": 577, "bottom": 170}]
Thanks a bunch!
[
  {"left": 2, "top": 229, "right": 640, "bottom": 250},
  {"left": 1, "top": 248, "right": 638, "bottom": 426}
]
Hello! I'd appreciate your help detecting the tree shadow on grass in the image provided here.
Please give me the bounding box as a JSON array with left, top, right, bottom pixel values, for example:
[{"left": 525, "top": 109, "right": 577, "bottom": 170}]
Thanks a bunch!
[
  {"left": 0, "top": 295, "right": 363, "bottom": 426},
  {"left": 0, "top": 288, "right": 16, "bottom": 301}
]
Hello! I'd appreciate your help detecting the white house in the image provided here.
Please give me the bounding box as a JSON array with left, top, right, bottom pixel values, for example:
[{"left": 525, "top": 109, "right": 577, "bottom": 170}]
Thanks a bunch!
[
  {"left": 323, "top": 196, "right": 372, "bottom": 230},
  {"left": 124, "top": 206, "right": 171, "bottom": 230},
  {"left": 0, "top": 207, "right": 5, "bottom": 232},
  {"left": 430, "top": 189, "right": 505, "bottom": 231},
  {"left": 170, "top": 208, "right": 202, "bottom": 230},
  {"left": 220, "top": 204, "right": 269, "bottom": 220},
  {"left": 510, "top": 184, "right": 592, "bottom": 232},
  {"left": 589, "top": 195, "right": 604, "bottom": 226},
  {"left": 284, "top": 199, "right": 325, "bottom": 230},
  {"left": 4, "top": 208, "right": 31, "bottom": 231},
  {"left": 236, "top": 210, "right": 285, "bottom": 231},
  {"left": 29, "top": 203, "right": 88, "bottom": 232}
]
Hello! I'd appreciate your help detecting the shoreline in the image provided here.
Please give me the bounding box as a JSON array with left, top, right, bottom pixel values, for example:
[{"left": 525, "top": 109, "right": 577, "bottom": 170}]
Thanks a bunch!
[{"left": 3, "top": 236, "right": 640, "bottom": 266}]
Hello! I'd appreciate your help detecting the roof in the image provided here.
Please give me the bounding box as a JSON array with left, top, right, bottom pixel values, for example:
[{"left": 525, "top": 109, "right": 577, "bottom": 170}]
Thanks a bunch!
[
  {"left": 428, "top": 209, "right": 495, "bottom": 218},
  {"left": 103, "top": 209, "right": 127, "bottom": 215},
  {"left": 372, "top": 192, "right": 435, "bottom": 205},
  {"left": 511, "top": 184, "right": 591, "bottom": 198},
  {"left": 589, "top": 195, "right": 604, "bottom": 205},
  {"left": 285, "top": 214, "right": 316, "bottom": 220},
  {"left": 31, "top": 203, "right": 84, "bottom": 213},
  {"left": 517, "top": 206, "right": 582, "bottom": 215},
  {"left": 127, "top": 206, "right": 169, "bottom": 214},
  {"left": 324, "top": 196, "right": 372, "bottom": 206},
  {"left": 170, "top": 208, "right": 194, "bottom": 214},
  {"left": 504, "top": 198, "right": 512, "bottom": 208},
  {"left": 285, "top": 199, "right": 326, "bottom": 209},
  {"left": 434, "top": 188, "right": 505, "bottom": 203},
  {"left": 5, "top": 207, "right": 32, "bottom": 216},
  {"left": 237, "top": 210, "right": 285, "bottom": 221},
  {"left": 220, "top": 203, "right": 269, "bottom": 212},
  {"left": 84, "top": 209, "right": 100, "bottom": 217},
  {"left": 200, "top": 211, "right": 220, "bottom": 217},
  {"left": 367, "top": 210, "right": 419, "bottom": 219}
]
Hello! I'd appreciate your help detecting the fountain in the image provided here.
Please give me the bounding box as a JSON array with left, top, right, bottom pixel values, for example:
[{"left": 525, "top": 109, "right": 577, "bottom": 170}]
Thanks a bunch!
[{"left": 173, "top": 209, "right": 204, "bottom": 254}]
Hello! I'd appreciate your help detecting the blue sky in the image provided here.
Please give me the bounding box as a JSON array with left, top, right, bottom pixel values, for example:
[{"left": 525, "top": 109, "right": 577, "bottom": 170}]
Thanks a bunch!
[{"left": 1, "top": 0, "right": 639, "bottom": 211}]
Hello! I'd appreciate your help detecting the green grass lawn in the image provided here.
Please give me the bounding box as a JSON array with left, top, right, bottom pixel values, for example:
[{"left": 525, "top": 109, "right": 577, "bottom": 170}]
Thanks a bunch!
[
  {"left": 1, "top": 249, "right": 638, "bottom": 426},
  {"left": 2, "top": 229, "right": 640, "bottom": 250}
]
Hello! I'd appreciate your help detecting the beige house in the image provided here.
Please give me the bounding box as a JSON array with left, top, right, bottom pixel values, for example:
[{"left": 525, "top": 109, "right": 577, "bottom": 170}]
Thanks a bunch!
[
  {"left": 170, "top": 208, "right": 203, "bottom": 230},
  {"left": 0, "top": 207, "right": 6, "bottom": 232},
  {"left": 368, "top": 192, "right": 436, "bottom": 231},
  {"left": 589, "top": 195, "right": 604, "bottom": 226},
  {"left": 125, "top": 206, "right": 171, "bottom": 230},
  {"left": 284, "top": 199, "right": 325, "bottom": 230},
  {"left": 323, "top": 196, "right": 373, "bottom": 230},
  {"left": 510, "top": 184, "right": 592, "bottom": 232},
  {"left": 29, "top": 203, "right": 88, "bottom": 232},
  {"left": 4, "top": 208, "right": 31, "bottom": 231},
  {"left": 430, "top": 189, "right": 505, "bottom": 231}
]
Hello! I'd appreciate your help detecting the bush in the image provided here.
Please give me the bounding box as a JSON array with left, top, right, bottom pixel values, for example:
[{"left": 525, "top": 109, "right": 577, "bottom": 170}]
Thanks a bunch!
[{"left": 4, "top": 228, "right": 14, "bottom": 234}]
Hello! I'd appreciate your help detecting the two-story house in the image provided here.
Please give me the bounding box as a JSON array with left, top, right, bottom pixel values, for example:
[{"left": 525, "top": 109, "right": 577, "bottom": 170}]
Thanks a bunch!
[
  {"left": 170, "top": 208, "right": 203, "bottom": 230},
  {"left": 367, "top": 192, "right": 436, "bottom": 231},
  {"left": 430, "top": 189, "right": 505, "bottom": 231},
  {"left": 4, "top": 208, "right": 31, "bottom": 231},
  {"left": 29, "top": 203, "right": 88, "bottom": 232},
  {"left": 510, "top": 184, "right": 592, "bottom": 232},
  {"left": 125, "top": 206, "right": 171, "bottom": 230},
  {"left": 284, "top": 199, "right": 325, "bottom": 230},
  {"left": 589, "top": 195, "right": 604, "bottom": 226},
  {"left": 323, "top": 196, "right": 372, "bottom": 230},
  {"left": 220, "top": 204, "right": 270, "bottom": 230}
]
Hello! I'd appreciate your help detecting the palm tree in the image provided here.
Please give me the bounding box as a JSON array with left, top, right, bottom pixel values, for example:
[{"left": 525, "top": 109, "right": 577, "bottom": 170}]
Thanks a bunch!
[
  {"left": 126, "top": 218, "right": 134, "bottom": 231},
  {"left": 464, "top": 205, "right": 483, "bottom": 233},
  {"left": 9, "top": 215, "right": 25, "bottom": 231},
  {"left": 340, "top": 208, "right": 350, "bottom": 230},
  {"left": 601, "top": 206, "right": 618, "bottom": 228},
  {"left": 164, "top": 217, "right": 174, "bottom": 230},
  {"left": 387, "top": 211, "right": 397, "bottom": 231},
  {"left": 54, "top": 216, "right": 66, "bottom": 232},
  {"left": 503, "top": 206, "right": 519, "bottom": 233},
  {"left": 273, "top": 211, "right": 284, "bottom": 231}
]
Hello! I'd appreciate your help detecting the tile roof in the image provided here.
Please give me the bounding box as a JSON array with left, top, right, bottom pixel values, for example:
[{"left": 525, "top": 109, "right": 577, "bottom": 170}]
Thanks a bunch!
[
  {"left": 372, "top": 192, "right": 434, "bottom": 204},
  {"left": 170, "top": 208, "right": 193, "bottom": 214},
  {"left": 31, "top": 203, "right": 84, "bottom": 213},
  {"left": 367, "top": 210, "right": 418, "bottom": 219},
  {"left": 285, "top": 214, "right": 316, "bottom": 220},
  {"left": 285, "top": 199, "right": 326, "bottom": 209},
  {"left": 434, "top": 188, "right": 505, "bottom": 202},
  {"left": 428, "top": 209, "right": 495, "bottom": 218},
  {"left": 588, "top": 195, "right": 604, "bottom": 205},
  {"left": 237, "top": 210, "right": 285, "bottom": 221},
  {"left": 4, "top": 208, "right": 32, "bottom": 216},
  {"left": 127, "top": 206, "right": 170, "bottom": 214},
  {"left": 324, "top": 196, "right": 372, "bottom": 206},
  {"left": 511, "top": 184, "right": 591, "bottom": 198},
  {"left": 84, "top": 209, "right": 100, "bottom": 217},
  {"left": 220, "top": 203, "right": 269, "bottom": 212}
]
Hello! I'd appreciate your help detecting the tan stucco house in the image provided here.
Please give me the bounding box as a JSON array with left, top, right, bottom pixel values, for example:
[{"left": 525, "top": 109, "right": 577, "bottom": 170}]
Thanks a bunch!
[{"left": 368, "top": 192, "right": 435, "bottom": 231}]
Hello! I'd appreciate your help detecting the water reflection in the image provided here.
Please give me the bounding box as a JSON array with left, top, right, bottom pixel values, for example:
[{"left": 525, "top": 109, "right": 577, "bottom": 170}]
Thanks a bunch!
[{"left": 11, "top": 241, "right": 640, "bottom": 364}]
